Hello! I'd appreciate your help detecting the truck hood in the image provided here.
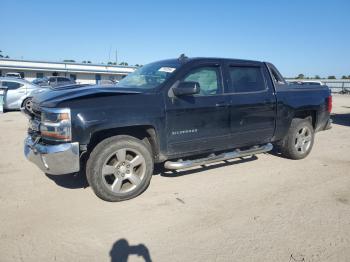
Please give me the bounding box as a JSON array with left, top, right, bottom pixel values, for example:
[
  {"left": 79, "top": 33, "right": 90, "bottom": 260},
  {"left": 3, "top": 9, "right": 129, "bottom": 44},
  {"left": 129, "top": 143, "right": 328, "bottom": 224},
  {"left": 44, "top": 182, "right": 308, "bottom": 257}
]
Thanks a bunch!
[{"left": 33, "top": 85, "right": 142, "bottom": 108}]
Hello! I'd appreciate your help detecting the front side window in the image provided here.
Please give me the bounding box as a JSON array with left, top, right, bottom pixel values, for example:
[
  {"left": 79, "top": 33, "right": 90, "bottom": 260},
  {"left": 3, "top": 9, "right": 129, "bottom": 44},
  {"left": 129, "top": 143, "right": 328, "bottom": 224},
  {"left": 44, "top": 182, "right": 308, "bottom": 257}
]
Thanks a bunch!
[
  {"left": 228, "top": 66, "right": 265, "bottom": 93},
  {"left": 57, "top": 77, "right": 69, "bottom": 82},
  {"left": 117, "top": 61, "right": 180, "bottom": 89},
  {"left": 183, "top": 66, "right": 221, "bottom": 96}
]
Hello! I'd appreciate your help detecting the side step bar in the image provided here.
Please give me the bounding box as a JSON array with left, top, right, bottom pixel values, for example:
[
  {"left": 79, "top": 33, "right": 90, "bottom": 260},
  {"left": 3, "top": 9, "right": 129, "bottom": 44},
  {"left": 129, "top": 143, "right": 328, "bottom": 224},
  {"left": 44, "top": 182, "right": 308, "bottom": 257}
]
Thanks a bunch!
[{"left": 164, "top": 143, "right": 273, "bottom": 170}]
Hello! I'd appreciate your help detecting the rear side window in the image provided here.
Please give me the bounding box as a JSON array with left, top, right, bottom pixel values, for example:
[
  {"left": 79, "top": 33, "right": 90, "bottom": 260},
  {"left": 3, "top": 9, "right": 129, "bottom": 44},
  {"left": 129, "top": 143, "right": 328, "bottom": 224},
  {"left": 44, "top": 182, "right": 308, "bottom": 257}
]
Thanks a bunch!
[
  {"left": 228, "top": 66, "right": 266, "bottom": 93},
  {"left": 2, "top": 81, "right": 22, "bottom": 90}
]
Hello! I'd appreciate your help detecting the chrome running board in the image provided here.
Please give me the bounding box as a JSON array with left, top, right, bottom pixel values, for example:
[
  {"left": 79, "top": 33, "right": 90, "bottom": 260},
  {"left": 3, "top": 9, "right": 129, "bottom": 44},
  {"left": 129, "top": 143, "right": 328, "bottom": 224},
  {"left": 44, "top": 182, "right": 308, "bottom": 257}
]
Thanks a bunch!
[{"left": 164, "top": 143, "right": 273, "bottom": 170}]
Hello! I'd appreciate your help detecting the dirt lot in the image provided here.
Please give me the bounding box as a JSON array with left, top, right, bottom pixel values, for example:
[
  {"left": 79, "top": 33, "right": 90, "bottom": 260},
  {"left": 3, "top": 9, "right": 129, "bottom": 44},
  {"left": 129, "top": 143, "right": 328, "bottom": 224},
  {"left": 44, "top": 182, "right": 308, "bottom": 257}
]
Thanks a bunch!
[{"left": 0, "top": 95, "right": 349, "bottom": 262}]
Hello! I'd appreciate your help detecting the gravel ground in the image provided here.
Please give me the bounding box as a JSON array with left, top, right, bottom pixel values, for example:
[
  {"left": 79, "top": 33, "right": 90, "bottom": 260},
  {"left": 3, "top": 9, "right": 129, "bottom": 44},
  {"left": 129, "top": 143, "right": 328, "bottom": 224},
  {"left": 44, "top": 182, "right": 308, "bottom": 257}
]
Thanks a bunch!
[{"left": 0, "top": 95, "right": 349, "bottom": 262}]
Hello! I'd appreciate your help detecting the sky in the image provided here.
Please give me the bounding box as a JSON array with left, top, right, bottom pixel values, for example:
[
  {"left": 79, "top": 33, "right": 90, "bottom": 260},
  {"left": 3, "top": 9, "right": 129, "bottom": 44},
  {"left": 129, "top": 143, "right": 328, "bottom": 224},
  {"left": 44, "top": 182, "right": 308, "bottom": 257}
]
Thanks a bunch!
[{"left": 1, "top": 0, "right": 349, "bottom": 78}]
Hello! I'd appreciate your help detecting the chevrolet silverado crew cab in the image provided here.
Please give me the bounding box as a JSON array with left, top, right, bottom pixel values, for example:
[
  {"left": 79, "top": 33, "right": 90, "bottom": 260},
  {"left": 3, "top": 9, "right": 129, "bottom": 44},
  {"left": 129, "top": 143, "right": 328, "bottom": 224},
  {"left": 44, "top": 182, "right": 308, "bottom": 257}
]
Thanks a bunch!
[{"left": 24, "top": 56, "right": 332, "bottom": 202}]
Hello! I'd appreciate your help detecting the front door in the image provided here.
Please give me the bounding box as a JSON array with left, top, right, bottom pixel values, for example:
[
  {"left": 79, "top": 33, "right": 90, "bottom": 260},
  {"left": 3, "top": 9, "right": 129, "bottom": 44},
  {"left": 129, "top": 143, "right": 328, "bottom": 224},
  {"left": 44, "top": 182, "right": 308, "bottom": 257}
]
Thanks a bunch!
[
  {"left": 1, "top": 81, "right": 25, "bottom": 109},
  {"left": 224, "top": 62, "right": 276, "bottom": 147},
  {"left": 165, "top": 63, "right": 231, "bottom": 156}
]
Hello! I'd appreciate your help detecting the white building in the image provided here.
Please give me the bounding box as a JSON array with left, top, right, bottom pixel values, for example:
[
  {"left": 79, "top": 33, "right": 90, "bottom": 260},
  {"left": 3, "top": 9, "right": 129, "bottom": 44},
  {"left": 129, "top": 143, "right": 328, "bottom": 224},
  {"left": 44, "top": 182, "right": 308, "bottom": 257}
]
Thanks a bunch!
[{"left": 0, "top": 58, "right": 136, "bottom": 84}]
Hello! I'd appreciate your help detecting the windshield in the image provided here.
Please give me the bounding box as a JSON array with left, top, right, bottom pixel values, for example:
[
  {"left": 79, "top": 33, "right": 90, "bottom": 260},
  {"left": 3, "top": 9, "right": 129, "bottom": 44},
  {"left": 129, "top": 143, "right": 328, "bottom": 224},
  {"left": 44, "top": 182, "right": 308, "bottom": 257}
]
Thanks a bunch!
[
  {"left": 117, "top": 61, "right": 180, "bottom": 89},
  {"left": 33, "top": 77, "right": 49, "bottom": 85}
]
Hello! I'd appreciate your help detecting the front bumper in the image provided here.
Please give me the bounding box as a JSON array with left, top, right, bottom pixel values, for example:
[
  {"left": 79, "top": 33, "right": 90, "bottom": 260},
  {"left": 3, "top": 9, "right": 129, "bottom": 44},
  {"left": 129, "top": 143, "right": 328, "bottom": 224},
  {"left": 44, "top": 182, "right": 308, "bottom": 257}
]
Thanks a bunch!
[{"left": 24, "top": 136, "right": 80, "bottom": 175}]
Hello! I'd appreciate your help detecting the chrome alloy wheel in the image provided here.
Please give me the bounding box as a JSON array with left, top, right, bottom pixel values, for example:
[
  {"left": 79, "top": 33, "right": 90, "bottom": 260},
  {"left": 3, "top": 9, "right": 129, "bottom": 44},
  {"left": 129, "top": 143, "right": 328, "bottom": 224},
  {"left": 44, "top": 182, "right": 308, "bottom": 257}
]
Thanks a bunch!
[
  {"left": 294, "top": 126, "right": 312, "bottom": 154},
  {"left": 25, "top": 99, "right": 33, "bottom": 113},
  {"left": 101, "top": 148, "right": 146, "bottom": 194}
]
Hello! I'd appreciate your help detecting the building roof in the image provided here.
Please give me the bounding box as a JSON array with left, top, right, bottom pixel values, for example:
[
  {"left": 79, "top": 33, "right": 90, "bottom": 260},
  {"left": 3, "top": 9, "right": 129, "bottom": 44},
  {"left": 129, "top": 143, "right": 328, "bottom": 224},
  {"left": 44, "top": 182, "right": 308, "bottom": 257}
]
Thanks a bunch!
[{"left": 0, "top": 58, "right": 136, "bottom": 75}]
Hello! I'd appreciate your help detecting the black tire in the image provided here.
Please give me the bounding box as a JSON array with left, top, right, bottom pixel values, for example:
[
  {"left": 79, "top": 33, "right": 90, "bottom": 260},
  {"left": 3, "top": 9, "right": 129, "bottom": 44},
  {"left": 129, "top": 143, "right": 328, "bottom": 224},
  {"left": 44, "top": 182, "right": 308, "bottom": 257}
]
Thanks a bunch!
[
  {"left": 278, "top": 118, "right": 315, "bottom": 160},
  {"left": 22, "top": 97, "right": 33, "bottom": 114},
  {"left": 86, "top": 135, "right": 154, "bottom": 202}
]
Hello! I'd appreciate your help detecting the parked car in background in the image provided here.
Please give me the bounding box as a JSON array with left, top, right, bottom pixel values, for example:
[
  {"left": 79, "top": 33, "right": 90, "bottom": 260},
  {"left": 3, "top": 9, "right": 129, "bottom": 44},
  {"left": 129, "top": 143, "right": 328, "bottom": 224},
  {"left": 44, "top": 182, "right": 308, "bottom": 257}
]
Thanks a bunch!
[
  {"left": 32, "top": 76, "right": 76, "bottom": 88},
  {"left": 5, "top": 72, "right": 22, "bottom": 78},
  {"left": 301, "top": 80, "right": 325, "bottom": 86},
  {"left": 97, "top": 79, "right": 118, "bottom": 86},
  {"left": 287, "top": 80, "right": 325, "bottom": 86},
  {"left": 0, "top": 77, "right": 47, "bottom": 112}
]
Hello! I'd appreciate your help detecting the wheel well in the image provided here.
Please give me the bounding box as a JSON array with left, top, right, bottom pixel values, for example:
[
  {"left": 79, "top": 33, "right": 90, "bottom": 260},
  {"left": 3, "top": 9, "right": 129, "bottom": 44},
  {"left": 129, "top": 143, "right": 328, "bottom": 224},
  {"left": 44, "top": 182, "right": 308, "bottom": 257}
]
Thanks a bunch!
[
  {"left": 21, "top": 97, "right": 32, "bottom": 107},
  {"left": 294, "top": 110, "right": 317, "bottom": 128},
  {"left": 88, "top": 125, "right": 159, "bottom": 158}
]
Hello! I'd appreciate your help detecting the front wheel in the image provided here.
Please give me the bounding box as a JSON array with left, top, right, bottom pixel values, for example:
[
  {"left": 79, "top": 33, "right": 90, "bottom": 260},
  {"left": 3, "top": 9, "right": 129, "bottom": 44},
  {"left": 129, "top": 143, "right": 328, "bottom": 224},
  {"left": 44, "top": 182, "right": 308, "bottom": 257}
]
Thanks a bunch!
[
  {"left": 86, "top": 135, "right": 154, "bottom": 202},
  {"left": 22, "top": 97, "right": 33, "bottom": 114},
  {"left": 278, "top": 118, "right": 315, "bottom": 160}
]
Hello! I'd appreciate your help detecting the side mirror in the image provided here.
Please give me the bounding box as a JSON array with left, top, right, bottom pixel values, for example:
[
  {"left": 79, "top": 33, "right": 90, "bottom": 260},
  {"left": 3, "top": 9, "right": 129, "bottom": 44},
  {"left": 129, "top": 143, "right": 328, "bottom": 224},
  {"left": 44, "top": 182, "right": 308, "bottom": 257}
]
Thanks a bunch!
[{"left": 173, "top": 81, "right": 200, "bottom": 96}]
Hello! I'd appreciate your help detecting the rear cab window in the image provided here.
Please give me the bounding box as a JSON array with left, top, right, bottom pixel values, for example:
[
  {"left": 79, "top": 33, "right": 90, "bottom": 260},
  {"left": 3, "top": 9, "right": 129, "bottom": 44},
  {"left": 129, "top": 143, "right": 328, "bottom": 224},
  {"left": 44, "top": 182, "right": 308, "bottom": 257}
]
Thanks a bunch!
[{"left": 266, "top": 63, "right": 286, "bottom": 86}]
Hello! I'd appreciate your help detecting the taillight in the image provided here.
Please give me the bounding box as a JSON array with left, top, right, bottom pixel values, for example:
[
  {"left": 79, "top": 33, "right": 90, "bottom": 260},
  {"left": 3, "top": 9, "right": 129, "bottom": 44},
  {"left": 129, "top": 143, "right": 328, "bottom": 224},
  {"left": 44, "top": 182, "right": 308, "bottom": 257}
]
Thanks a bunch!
[{"left": 327, "top": 95, "right": 332, "bottom": 113}]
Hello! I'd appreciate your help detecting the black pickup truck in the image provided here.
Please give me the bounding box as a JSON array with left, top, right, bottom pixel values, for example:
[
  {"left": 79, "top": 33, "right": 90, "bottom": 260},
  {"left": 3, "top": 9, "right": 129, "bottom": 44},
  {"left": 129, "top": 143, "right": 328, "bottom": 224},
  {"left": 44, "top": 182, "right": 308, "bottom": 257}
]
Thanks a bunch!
[{"left": 24, "top": 56, "right": 332, "bottom": 201}]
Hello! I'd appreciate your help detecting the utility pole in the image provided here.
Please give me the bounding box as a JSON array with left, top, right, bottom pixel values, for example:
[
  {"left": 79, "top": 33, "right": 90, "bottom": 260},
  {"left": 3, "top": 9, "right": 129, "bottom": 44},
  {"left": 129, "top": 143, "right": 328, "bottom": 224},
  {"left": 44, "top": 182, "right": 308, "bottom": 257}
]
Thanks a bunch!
[
  {"left": 115, "top": 49, "right": 118, "bottom": 65},
  {"left": 108, "top": 45, "right": 112, "bottom": 62}
]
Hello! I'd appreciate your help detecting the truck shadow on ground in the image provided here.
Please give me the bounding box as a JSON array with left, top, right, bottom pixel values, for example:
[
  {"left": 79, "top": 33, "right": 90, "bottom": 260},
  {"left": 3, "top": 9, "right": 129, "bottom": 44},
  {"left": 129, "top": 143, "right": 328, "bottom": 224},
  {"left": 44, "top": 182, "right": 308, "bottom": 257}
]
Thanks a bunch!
[
  {"left": 45, "top": 172, "right": 89, "bottom": 189},
  {"left": 157, "top": 155, "right": 258, "bottom": 177},
  {"left": 109, "top": 239, "right": 152, "bottom": 262},
  {"left": 331, "top": 113, "right": 350, "bottom": 127}
]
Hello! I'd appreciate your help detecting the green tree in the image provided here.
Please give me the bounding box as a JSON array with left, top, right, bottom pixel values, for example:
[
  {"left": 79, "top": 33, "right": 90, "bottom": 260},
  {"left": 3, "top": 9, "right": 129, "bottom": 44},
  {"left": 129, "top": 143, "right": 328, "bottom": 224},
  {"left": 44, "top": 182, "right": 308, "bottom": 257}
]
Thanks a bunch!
[
  {"left": 87, "top": 61, "right": 91, "bottom": 64},
  {"left": 328, "top": 76, "right": 336, "bottom": 79},
  {"left": 63, "top": 59, "right": 76, "bottom": 63},
  {"left": 296, "top": 73, "right": 305, "bottom": 79},
  {"left": 119, "top": 62, "right": 128, "bottom": 66},
  {"left": 314, "top": 75, "right": 321, "bottom": 79},
  {"left": 341, "top": 75, "right": 348, "bottom": 79},
  {"left": 0, "top": 50, "right": 3, "bottom": 58}
]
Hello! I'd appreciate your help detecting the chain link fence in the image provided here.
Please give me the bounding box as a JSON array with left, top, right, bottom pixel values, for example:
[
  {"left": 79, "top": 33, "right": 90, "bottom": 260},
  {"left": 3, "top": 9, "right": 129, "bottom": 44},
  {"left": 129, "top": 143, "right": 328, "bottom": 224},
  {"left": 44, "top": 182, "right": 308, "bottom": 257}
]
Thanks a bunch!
[{"left": 287, "top": 79, "right": 350, "bottom": 93}]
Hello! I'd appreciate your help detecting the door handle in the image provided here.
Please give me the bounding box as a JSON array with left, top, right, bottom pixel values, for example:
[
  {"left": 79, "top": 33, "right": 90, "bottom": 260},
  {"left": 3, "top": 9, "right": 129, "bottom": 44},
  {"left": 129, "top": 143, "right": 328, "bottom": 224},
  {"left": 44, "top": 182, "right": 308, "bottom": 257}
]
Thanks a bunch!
[{"left": 215, "top": 102, "right": 227, "bottom": 107}]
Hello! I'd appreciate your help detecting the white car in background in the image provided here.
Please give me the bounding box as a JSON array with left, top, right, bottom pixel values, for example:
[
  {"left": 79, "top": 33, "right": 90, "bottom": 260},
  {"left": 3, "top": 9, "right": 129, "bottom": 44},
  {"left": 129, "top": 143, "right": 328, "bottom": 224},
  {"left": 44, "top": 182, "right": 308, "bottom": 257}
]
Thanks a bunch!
[
  {"left": 0, "top": 77, "right": 47, "bottom": 113},
  {"left": 301, "top": 80, "right": 325, "bottom": 86},
  {"left": 287, "top": 80, "right": 325, "bottom": 86},
  {"left": 5, "top": 72, "right": 22, "bottom": 78}
]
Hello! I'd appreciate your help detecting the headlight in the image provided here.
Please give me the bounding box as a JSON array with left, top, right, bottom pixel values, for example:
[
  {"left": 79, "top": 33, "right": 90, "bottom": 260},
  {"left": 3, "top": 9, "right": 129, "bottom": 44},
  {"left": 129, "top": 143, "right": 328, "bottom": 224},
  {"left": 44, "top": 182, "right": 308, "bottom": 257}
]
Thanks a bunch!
[{"left": 40, "top": 108, "right": 72, "bottom": 142}]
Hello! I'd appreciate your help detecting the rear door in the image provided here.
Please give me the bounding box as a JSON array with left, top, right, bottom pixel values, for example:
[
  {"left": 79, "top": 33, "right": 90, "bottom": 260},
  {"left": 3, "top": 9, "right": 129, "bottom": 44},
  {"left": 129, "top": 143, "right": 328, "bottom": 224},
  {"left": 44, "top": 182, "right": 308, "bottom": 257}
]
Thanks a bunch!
[
  {"left": 224, "top": 62, "right": 276, "bottom": 147},
  {"left": 165, "top": 61, "right": 231, "bottom": 155}
]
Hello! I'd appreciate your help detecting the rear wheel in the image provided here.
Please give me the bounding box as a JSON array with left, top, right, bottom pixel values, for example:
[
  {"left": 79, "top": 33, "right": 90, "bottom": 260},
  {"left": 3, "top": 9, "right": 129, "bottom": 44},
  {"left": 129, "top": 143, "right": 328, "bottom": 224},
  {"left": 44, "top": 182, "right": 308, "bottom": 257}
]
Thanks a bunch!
[
  {"left": 279, "top": 118, "right": 314, "bottom": 160},
  {"left": 86, "top": 135, "right": 154, "bottom": 202}
]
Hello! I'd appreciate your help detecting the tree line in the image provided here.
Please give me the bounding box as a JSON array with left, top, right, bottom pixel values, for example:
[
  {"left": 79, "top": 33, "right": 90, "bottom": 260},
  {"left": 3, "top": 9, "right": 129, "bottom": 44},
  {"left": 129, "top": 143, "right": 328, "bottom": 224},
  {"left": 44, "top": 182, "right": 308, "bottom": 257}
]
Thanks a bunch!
[
  {"left": 63, "top": 59, "right": 142, "bottom": 67},
  {"left": 0, "top": 50, "right": 10, "bottom": 58},
  {"left": 293, "top": 74, "right": 350, "bottom": 80}
]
